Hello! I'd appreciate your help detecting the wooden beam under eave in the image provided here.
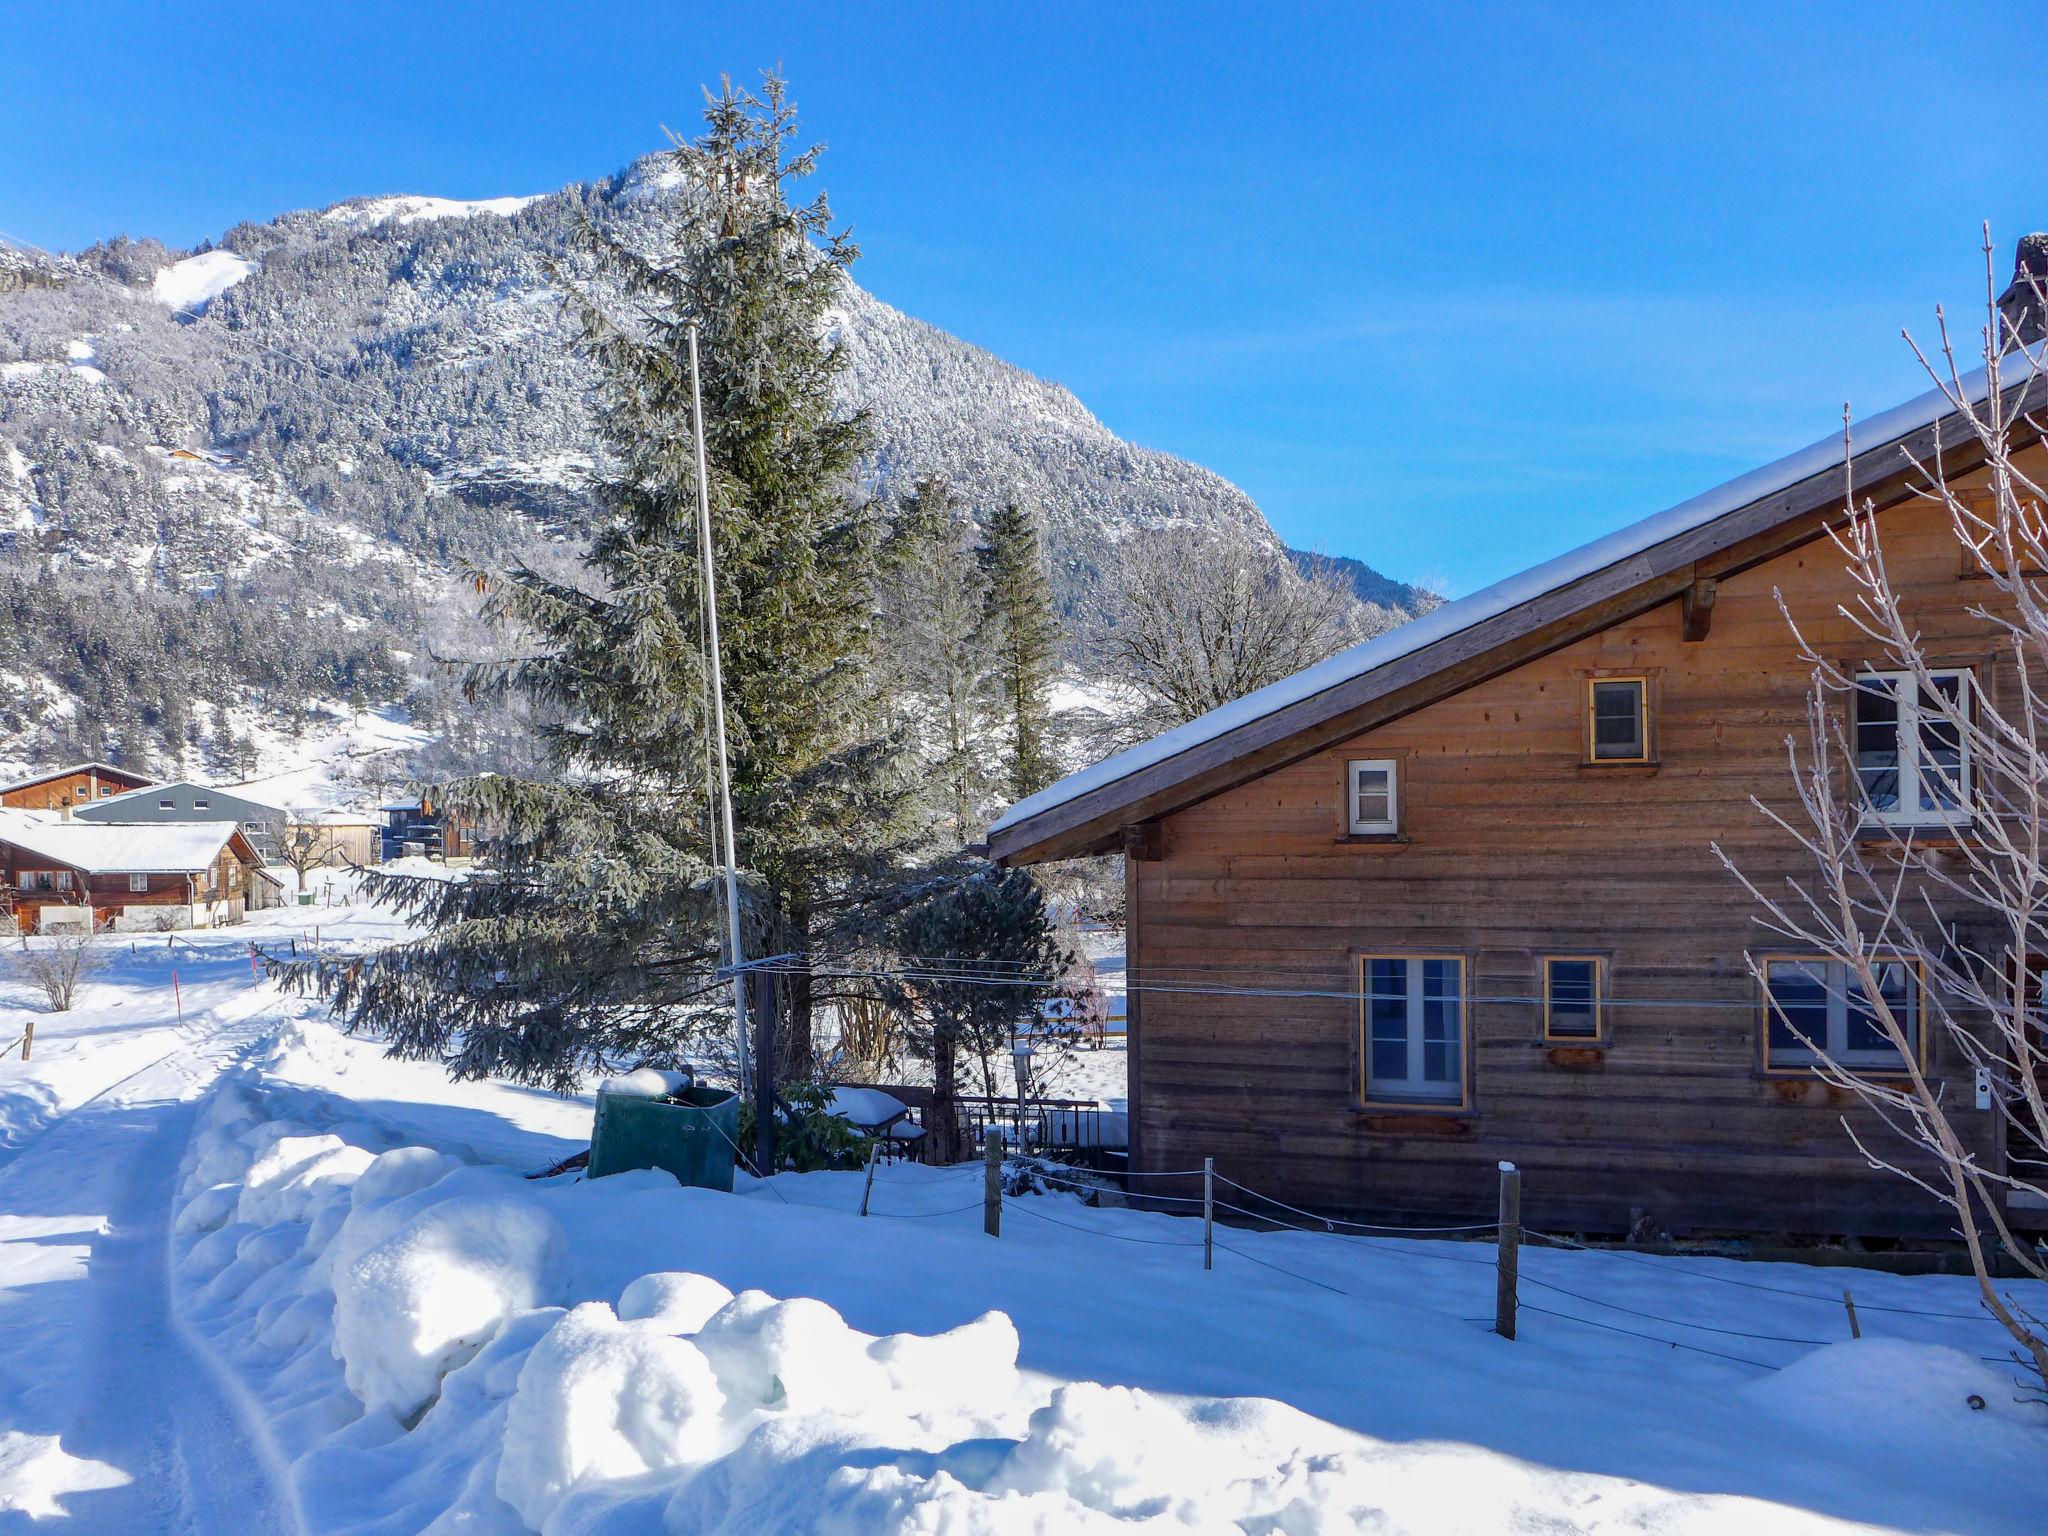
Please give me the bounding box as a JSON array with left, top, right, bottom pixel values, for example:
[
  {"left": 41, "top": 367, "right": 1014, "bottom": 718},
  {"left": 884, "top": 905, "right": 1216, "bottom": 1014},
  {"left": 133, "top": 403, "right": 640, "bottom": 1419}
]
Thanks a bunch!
[
  {"left": 1681, "top": 573, "right": 1718, "bottom": 642},
  {"left": 1121, "top": 821, "right": 1164, "bottom": 862}
]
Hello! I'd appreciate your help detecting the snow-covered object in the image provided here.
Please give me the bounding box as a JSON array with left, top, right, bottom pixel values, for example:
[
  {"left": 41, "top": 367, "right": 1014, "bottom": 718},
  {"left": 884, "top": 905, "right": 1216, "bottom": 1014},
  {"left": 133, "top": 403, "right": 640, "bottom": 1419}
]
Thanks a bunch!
[
  {"left": 692, "top": 1291, "right": 889, "bottom": 1412},
  {"left": 990, "top": 349, "right": 2044, "bottom": 840},
  {"left": 320, "top": 193, "right": 543, "bottom": 229},
  {"left": 597, "top": 1067, "right": 690, "bottom": 1099},
  {"left": 151, "top": 249, "right": 258, "bottom": 314},
  {"left": 825, "top": 1086, "right": 908, "bottom": 1127},
  {"left": 616, "top": 1271, "right": 734, "bottom": 1334},
  {"left": 1748, "top": 1338, "right": 2048, "bottom": 1440},
  {"left": 330, "top": 1184, "right": 567, "bottom": 1418},
  {"left": 233, "top": 1133, "right": 374, "bottom": 1227},
  {"left": 495, "top": 1301, "right": 725, "bottom": 1528}
]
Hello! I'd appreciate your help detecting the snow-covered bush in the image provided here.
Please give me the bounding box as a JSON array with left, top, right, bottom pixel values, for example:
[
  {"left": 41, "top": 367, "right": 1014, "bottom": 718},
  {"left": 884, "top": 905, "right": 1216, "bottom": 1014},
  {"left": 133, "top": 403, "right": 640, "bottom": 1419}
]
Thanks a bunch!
[
  {"left": 495, "top": 1301, "right": 726, "bottom": 1528},
  {"left": 616, "top": 1270, "right": 733, "bottom": 1334},
  {"left": 330, "top": 1183, "right": 567, "bottom": 1419}
]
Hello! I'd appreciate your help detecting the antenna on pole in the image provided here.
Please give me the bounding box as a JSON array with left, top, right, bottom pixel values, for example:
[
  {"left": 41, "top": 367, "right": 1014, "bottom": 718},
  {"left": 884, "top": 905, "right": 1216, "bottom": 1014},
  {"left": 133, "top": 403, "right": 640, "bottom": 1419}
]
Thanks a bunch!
[{"left": 687, "top": 321, "right": 751, "bottom": 1095}]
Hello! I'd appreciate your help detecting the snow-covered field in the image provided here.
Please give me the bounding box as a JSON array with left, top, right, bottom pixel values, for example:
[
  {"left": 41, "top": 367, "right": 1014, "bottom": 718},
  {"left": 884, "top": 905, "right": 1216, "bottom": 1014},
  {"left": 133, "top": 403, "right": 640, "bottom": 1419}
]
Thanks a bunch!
[{"left": 1, "top": 886, "right": 2044, "bottom": 1532}]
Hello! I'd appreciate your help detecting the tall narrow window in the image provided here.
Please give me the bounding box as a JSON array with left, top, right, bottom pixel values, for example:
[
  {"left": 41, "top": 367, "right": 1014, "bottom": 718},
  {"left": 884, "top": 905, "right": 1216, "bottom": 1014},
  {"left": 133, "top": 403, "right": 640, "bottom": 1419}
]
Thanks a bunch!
[
  {"left": 1762, "top": 957, "right": 1919, "bottom": 1071},
  {"left": 1361, "top": 955, "right": 1466, "bottom": 1104},
  {"left": 1587, "top": 677, "right": 1649, "bottom": 762},
  {"left": 1855, "top": 670, "right": 1971, "bottom": 827},
  {"left": 1543, "top": 957, "right": 1602, "bottom": 1040},
  {"left": 1347, "top": 759, "right": 1399, "bottom": 835}
]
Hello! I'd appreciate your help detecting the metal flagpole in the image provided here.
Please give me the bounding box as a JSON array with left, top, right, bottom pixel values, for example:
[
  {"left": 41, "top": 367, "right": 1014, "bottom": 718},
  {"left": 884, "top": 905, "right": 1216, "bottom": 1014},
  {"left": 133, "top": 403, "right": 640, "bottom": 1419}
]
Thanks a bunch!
[{"left": 687, "top": 322, "right": 751, "bottom": 1095}]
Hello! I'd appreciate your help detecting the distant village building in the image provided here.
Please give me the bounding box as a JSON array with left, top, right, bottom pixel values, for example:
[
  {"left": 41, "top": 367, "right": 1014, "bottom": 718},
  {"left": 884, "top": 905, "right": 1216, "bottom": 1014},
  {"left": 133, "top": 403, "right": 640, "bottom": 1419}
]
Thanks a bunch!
[
  {"left": 288, "top": 813, "right": 382, "bottom": 869},
  {"left": 0, "top": 761, "right": 154, "bottom": 811},
  {"left": 77, "top": 780, "right": 288, "bottom": 860},
  {"left": 382, "top": 797, "right": 474, "bottom": 861},
  {"left": 0, "top": 817, "right": 265, "bottom": 932}
]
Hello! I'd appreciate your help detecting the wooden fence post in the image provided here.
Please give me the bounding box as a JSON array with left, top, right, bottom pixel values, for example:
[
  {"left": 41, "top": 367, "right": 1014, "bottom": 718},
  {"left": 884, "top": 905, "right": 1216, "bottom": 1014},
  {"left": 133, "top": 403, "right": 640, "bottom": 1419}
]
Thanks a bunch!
[
  {"left": 859, "top": 1138, "right": 879, "bottom": 1217},
  {"left": 20, "top": 1019, "right": 32, "bottom": 1062},
  {"left": 172, "top": 968, "right": 183, "bottom": 1028},
  {"left": 1495, "top": 1161, "right": 1521, "bottom": 1340},
  {"left": 1203, "top": 1156, "right": 1214, "bottom": 1271},
  {"left": 983, "top": 1128, "right": 1002, "bottom": 1237},
  {"left": 1842, "top": 1289, "right": 1862, "bottom": 1339}
]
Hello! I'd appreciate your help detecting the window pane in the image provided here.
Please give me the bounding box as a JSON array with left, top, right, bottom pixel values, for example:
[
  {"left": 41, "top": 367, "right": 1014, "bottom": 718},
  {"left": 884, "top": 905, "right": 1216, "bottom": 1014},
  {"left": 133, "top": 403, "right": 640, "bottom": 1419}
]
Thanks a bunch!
[
  {"left": 1368, "top": 958, "right": 1409, "bottom": 1087},
  {"left": 1855, "top": 679, "right": 1900, "bottom": 812},
  {"left": 1353, "top": 766, "right": 1392, "bottom": 827},
  {"left": 1846, "top": 961, "right": 1915, "bottom": 1058},
  {"left": 1421, "top": 960, "right": 1461, "bottom": 1085},
  {"left": 1767, "top": 961, "right": 1828, "bottom": 1061},
  {"left": 1547, "top": 959, "right": 1599, "bottom": 1037},
  {"left": 1917, "top": 677, "right": 1965, "bottom": 813},
  {"left": 1591, "top": 681, "right": 1644, "bottom": 759}
]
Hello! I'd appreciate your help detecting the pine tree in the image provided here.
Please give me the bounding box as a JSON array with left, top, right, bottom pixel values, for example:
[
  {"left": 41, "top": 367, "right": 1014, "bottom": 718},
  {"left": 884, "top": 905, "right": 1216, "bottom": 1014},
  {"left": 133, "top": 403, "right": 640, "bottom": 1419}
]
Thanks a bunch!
[
  {"left": 980, "top": 502, "right": 1061, "bottom": 801},
  {"left": 298, "top": 72, "right": 909, "bottom": 1089},
  {"left": 875, "top": 477, "right": 996, "bottom": 848},
  {"left": 890, "top": 865, "right": 1071, "bottom": 1151}
]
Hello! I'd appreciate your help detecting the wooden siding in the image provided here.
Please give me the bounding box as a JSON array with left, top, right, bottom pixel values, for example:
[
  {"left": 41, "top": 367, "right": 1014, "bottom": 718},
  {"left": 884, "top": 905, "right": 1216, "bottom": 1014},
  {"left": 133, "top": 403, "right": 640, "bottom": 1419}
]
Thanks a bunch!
[{"left": 1129, "top": 461, "right": 2040, "bottom": 1239}]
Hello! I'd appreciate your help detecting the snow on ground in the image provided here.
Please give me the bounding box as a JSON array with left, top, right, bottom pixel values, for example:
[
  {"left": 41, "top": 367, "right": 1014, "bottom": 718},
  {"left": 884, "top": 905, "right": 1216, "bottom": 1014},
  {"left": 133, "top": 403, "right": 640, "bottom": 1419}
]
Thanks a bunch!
[
  {"left": 321, "top": 194, "right": 543, "bottom": 229},
  {"left": 3, "top": 888, "right": 2045, "bottom": 1531},
  {"left": 224, "top": 706, "right": 431, "bottom": 814},
  {"left": 151, "top": 250, "right": 258, "bottom": 315}
]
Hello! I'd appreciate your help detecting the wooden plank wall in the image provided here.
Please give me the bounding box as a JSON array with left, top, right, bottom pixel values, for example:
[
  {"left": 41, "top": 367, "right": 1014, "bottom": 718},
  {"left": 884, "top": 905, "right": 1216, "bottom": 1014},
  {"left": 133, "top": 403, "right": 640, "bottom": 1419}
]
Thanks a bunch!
[{"left": 1132, "top": 466, "right": 2035, "bottom": 1239}]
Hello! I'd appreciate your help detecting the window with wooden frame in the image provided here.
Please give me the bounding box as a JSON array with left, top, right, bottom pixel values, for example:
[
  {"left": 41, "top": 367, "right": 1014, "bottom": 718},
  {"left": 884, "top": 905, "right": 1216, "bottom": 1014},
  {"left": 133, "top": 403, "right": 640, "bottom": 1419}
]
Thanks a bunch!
[
  {"left": 1346, "top": 759, "right": 1400, "bottom": 835},
  {"left": 1542, "top": 957, "right": 1603, "bottom": 1040},
  {"left": 1585, "top": 676, "right": 1650, "bottom": 762},
  {"left": 1760, "top": 956, "right": 1920, "bottom": 1072},
  {"left": 52, "top": 871, "right": 70, "bottom": 892},
  {"left": 1853, "top": 669, "right": 1971, "bottom": 828},
  {"left": 1359, "top": 954, "right": 1467, "bottom": 1106},
  {"left": 128, "top": 873, "right": 148, "bottom": 892}
]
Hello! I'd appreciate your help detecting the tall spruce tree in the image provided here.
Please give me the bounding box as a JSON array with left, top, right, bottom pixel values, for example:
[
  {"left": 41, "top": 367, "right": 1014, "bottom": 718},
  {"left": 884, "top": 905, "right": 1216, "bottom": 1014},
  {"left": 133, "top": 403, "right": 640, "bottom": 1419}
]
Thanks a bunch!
[
  {"left": 980, "top": 502, "right": 1060, "bottom": 801},
  {"left": 875, "top": 477, "right": 997, "bottom": 848},
  {"left": 298, "top": 73, "right": 907, "bottom": 1088}
]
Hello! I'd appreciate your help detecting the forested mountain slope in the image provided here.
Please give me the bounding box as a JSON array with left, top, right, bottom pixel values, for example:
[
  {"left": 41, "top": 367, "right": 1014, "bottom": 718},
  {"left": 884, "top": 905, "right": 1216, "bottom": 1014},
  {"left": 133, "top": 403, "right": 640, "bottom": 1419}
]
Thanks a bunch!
[{"left": 0, "top": 158, "right": 1429, "bottom": 784}]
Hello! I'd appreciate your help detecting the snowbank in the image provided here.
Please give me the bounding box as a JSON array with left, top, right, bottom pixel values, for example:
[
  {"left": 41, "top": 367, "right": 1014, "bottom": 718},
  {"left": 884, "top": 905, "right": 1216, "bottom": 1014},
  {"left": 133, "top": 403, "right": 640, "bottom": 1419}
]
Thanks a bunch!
[{"left": 165, "top": 1051, "right": 2048, "bottom": 1534}]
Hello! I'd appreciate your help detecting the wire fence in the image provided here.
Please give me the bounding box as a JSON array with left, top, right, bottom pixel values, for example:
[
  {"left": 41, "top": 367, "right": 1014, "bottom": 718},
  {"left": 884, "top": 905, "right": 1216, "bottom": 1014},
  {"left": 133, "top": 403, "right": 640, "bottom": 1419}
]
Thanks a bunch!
[{"left": 831, "top": 1144, "right": 2035, "bottom": 1378}]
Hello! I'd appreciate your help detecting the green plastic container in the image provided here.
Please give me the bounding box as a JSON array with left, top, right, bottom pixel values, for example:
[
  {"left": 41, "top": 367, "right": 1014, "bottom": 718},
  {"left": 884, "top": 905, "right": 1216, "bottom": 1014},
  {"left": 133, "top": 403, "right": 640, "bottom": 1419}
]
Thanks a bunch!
[{"left": 588, "top": 1085, "right": 740, "bottom": 1191}]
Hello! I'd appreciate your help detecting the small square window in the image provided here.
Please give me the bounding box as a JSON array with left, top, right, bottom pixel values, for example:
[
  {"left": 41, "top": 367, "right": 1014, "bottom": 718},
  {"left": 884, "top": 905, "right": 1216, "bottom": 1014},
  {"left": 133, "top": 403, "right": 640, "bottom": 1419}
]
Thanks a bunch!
[
  {"left": 1347, "top": 759, "right": 1400, "bottom": 835},
  {"left": 129, "top": 873, "right": 148, "bottom": 893},
  {"left": 1588, "top": 678, "right": 1648, "bottom": 762},
  {"left": 1543, "top": 958, "right": 1603, "bottom": 1040},
  {"left": 53, "top": 871, "right": 71, "bottom": 891}
]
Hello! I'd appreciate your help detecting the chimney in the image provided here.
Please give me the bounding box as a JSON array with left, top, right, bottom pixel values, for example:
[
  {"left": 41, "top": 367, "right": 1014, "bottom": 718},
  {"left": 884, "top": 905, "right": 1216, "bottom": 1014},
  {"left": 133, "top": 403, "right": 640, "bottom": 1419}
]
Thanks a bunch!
[{"left": 1997, "top": 233, "right": 2048, "bottom": 350}]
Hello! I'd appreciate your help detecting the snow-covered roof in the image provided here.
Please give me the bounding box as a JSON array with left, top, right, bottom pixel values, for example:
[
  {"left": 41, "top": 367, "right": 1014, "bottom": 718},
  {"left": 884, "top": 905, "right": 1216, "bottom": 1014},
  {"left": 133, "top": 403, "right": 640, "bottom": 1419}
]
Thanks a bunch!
[
  {"left": 0, "top": 819, "right": 243, "bottom": 874},
  {"left": 0, "top": 760, "right": 153, "bottom": 794},
  {"left": 992, "top": 353, "right": 2036, "bottom": 846}
]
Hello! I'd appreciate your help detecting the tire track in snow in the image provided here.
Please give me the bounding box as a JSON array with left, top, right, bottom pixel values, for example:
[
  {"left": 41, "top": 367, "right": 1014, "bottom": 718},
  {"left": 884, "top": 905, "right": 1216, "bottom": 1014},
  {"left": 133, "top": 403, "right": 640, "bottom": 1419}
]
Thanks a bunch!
[{"left": 0, "top": 995, "right": 299, "bottom": 1533}]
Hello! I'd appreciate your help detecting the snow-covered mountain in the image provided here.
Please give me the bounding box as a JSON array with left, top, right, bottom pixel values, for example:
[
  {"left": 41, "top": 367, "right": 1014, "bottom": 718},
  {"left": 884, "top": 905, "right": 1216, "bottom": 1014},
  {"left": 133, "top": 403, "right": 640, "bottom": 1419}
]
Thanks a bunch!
[{"left": 0, "top": 158, "right": 1431, "bottom": 782}]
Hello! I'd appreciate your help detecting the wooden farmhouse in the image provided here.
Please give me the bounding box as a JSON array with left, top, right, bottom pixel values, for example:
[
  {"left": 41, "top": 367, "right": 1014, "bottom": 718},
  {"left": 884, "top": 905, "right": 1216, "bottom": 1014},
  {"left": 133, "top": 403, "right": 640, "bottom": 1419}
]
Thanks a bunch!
[
  {"left": 0, "top": 761, "right": 154, "bottom": 811},
  {"left": 0, "top": 815, "right": 265, "bottom": 933},
  {"left": 992, "top": 336, "right": 2048, "bottom": 1241}
]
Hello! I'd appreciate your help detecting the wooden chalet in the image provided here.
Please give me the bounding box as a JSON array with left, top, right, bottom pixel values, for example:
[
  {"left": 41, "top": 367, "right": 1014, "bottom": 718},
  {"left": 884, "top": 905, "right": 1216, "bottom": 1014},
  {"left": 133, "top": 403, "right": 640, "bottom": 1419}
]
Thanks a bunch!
[
  {"left": 0, "top": 761, "right": 154, "bottom": 811},
  {"left": 0, "top": 815, "right": 264, "bottom": 933},
  {"left": 381, "top": 796, "right": 475, "bottom": 861},
  {"left": 992, "top": 270, "right": 2048, "bottom": 1241}
]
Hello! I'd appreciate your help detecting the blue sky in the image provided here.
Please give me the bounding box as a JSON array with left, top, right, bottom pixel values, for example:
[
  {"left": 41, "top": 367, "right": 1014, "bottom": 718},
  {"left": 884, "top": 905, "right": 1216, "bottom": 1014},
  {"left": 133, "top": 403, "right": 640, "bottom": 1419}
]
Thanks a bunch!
[{"left": 2, "top": 2, "right": 2036, "bottom": 593}]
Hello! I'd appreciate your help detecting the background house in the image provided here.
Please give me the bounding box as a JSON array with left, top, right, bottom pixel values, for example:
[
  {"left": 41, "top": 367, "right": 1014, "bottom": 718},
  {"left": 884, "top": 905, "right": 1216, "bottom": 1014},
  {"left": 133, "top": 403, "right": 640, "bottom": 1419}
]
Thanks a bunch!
[
  {"left": 0, "top": 817, "right": 265, "bottom": 932},
  {"left": 77, "top": 780, "right": 288, "bottom": 860},
  {"left": 0, "top": 762, "right": 154, "bottom": 810},
  {"left": 381, "top": 797, "right": 474, "bottom": 861}
]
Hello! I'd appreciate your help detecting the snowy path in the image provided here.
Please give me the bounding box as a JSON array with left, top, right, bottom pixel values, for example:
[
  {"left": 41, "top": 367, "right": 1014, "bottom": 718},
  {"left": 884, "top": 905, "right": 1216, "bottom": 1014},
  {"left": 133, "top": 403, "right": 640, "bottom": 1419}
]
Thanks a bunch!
[{"left": 0, "top": 984, "right": 295, "bottom": 1530}]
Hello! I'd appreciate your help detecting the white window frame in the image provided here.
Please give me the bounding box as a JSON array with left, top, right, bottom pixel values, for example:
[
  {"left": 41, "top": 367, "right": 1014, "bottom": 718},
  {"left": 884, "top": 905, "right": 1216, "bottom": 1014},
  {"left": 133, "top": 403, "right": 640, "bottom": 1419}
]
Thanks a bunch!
[
  {"left": 52, "top": 871, "right": 71, "bottom": 892},
  {"left": 193, "top": 798, "right": 210, "bottom": 810},
  {"left": 1347, "top": 759, "right": 1400, "bottom": 835},
  {"left": 1762, "top": 956, "right": 1920, "bottom": 1072},
  {"left": 158, "top": 799, "right": 175, "bottom": 810},
  {"left": 129, "top": 873, "right": 148, "bottom": 893},
  {"left": 1855, "top": 668, "right": 1973, "bottom": 828},
  {"left": 1360, "top": 954, "right": 1466, "bottom": 1105}
]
